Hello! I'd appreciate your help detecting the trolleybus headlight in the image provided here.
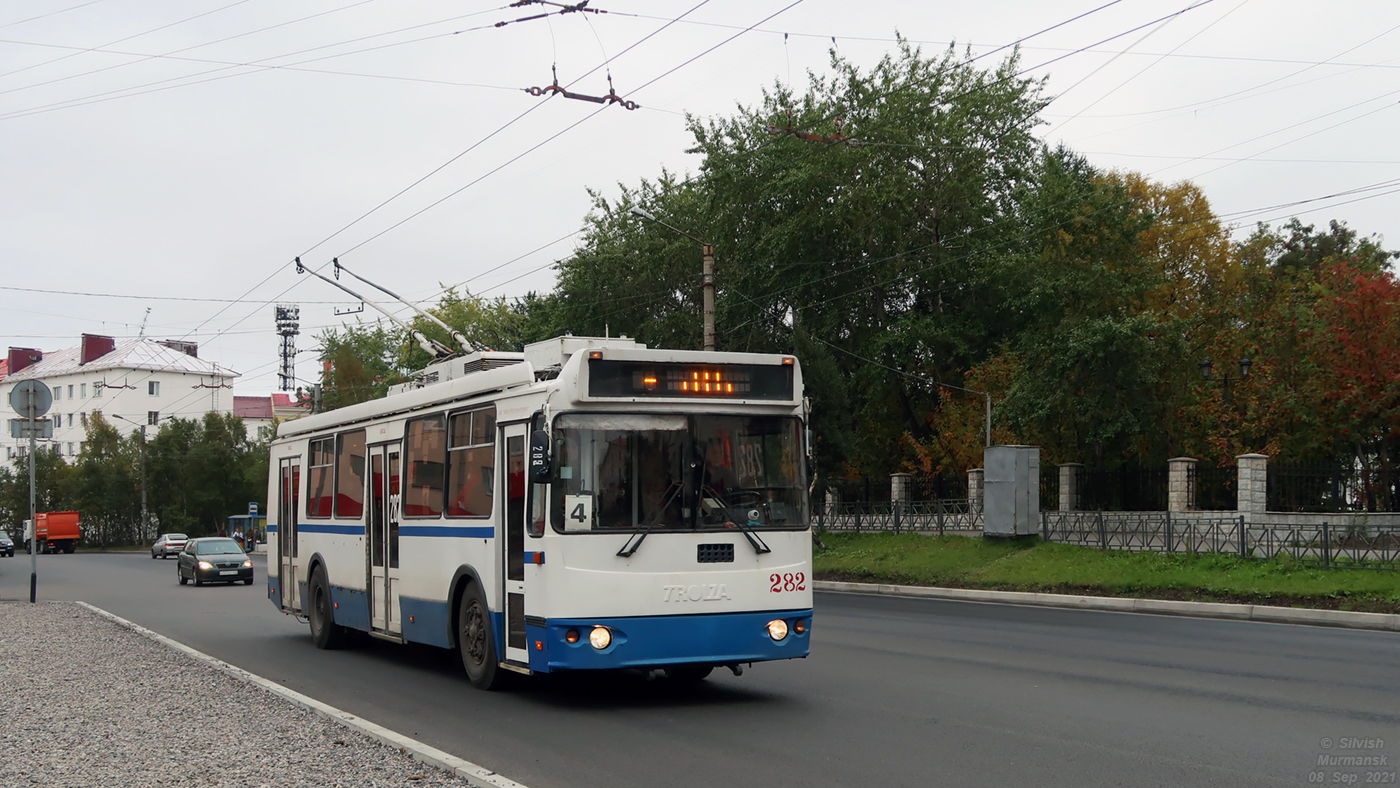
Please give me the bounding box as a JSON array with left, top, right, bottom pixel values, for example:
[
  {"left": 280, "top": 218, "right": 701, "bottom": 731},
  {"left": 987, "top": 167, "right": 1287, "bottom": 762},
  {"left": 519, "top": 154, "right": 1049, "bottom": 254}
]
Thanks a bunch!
[
  {"left": 793, "top": 619, "right": 807, "bottom": 636},
  {"left": 589, "top": 626, "right": 612, "bottom": 650},
  {"left": 767, "top": 619, "right": 789, "bottom": 641},
  {"left": 565, "top": 629, "right": 580, "bottom": 644}
]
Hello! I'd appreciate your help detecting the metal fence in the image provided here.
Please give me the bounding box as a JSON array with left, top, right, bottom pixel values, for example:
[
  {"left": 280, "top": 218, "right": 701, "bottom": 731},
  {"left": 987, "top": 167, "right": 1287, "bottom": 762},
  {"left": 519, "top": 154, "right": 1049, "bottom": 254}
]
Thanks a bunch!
[
  {"left": 1077, "top": 465, "right": 1167, "bottom": 512},
  {"left": 815, "top": 499, "right": 982, "bottom": 535},
  {"left": 1267, "top": 462, "right": 1399, "bottom": 513},
  {"left": 824, "top": 475, "right": 967, "bottom": 504},
  {"left": 1041, "top": 511, "right": 1400, "bottom": 570},
  {"left": 1190, "top": 463, "right": 1236, "bottom": 511}
]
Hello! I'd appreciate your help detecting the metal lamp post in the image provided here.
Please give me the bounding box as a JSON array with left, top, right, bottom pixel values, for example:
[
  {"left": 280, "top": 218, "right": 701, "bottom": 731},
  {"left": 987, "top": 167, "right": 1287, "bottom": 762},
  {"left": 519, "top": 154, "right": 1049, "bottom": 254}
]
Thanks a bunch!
[
  {"left": 1199, "top": 357, "right": 1252, "bottom": 402},
  {"left": 629, "top": 207, "right": 715, "bottom": 352}
]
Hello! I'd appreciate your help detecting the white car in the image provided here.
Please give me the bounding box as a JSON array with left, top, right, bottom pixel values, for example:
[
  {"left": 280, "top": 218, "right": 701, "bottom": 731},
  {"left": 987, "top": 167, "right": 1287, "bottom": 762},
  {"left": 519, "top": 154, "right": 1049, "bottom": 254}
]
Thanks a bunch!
[{"left": 152, "top": 533, "right": 188, "bottom": 559}]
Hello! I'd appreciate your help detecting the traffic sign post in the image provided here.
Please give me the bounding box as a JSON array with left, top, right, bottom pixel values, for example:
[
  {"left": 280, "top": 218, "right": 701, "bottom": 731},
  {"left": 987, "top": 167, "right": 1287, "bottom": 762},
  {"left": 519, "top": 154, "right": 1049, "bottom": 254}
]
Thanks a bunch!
[{"left": 10, "top": 380, "right": 52, "bottom": 603}]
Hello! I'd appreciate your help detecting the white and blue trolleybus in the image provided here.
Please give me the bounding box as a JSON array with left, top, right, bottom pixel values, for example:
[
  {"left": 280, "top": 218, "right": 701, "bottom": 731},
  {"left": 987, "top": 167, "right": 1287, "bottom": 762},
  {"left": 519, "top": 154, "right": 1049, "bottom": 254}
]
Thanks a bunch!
[{"left": 267, "top": 335, "right": 812, "bottom": 688}]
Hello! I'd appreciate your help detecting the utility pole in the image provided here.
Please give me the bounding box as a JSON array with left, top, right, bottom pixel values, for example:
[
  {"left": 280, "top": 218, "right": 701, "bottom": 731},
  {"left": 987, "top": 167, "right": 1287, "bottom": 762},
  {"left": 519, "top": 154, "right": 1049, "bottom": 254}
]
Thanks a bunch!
[
  {"left": 701, "top": 243, "right": 715, "bottom": 352},
  {"left": 112, "top": 414, "right": 151, "bottom": 541},
  {"left": 629, "top": 207, "right": 716, "bottom": 352},
  {"left": 138, "top": 424, "right": 147, "bottom": 541}
]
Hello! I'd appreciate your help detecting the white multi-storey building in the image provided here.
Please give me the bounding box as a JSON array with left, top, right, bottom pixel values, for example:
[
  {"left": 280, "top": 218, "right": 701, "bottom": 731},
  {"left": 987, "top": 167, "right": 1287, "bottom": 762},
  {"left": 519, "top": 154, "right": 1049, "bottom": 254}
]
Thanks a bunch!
[{"left": 1, "top": 334, "right": 239, "bottom": 461}]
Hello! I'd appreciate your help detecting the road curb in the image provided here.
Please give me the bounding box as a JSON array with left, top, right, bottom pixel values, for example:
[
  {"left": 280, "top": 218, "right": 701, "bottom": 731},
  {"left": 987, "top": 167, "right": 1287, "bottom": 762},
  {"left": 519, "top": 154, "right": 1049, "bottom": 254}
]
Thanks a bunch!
[
  {"left": 813, "top": 581, "right": 1400, "bottom": 632},
  {"left": 75, "top": 602, "right": 528, "bottom": 788}
]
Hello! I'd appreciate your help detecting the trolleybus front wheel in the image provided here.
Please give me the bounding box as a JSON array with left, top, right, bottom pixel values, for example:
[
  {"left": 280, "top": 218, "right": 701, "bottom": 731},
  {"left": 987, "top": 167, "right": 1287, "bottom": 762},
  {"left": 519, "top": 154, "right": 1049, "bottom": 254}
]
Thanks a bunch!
[
  {"left": 309, "top": 565, "right": 349, "bottom": 650},
  {"left": 458, "top": 584, "right": 502, "bottom": 690}
]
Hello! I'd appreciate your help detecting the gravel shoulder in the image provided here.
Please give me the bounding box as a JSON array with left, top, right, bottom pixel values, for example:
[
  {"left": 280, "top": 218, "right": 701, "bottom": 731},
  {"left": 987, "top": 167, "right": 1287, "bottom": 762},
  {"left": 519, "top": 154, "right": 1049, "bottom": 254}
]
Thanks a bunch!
[{"left": 0, "top": 601, "right": 485, "bottom": 788}]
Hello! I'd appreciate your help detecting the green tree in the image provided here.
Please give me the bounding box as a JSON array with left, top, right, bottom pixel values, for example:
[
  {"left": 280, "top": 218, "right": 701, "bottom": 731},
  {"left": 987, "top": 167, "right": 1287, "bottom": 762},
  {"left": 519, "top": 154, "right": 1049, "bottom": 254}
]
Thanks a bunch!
[
  {"left": 0, "top": 447, "right": 75, "bottom": 529},
  {"left": 316, "top": 321, "right": 412, "bottom": 411},
  {"left": 72, "top": 413, "right": 142, "bottom": 546},
  {"left": 551, "top": 40, "right": 1051, "bottom": 488},
  {"left": 146, "top": 413, "right": 265, "bottom": 536}
]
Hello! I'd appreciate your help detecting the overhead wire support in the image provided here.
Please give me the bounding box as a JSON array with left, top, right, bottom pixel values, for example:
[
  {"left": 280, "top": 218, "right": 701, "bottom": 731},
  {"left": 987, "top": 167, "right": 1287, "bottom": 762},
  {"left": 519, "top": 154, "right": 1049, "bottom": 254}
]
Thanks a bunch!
[
  {"left": 496, "top": 0, "right": 609, "bottom": 29},
  {"left": 294, "top": 257, "right": 454, "bottom": 360},
  {"left": 526, "top": 64, "right": 639, "bottom": 110},
  {"left": 330, "top": 258, "right": 484, "bottom": 353}
]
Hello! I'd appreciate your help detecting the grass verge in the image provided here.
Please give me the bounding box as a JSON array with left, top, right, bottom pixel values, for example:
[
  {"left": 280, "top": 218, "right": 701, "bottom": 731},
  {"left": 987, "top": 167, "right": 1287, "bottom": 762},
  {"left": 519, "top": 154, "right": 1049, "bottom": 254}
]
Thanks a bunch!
[{"left": 814, "top": 532, "right": 1400, "bottom": 614}]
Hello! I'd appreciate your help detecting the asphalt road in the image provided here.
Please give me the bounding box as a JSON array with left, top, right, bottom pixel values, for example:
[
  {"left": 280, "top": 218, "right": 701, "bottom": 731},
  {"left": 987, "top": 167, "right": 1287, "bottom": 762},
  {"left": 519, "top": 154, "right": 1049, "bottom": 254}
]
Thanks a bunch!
[{"left": 3, "top": 552, "right": 1398, "bottom": 788}]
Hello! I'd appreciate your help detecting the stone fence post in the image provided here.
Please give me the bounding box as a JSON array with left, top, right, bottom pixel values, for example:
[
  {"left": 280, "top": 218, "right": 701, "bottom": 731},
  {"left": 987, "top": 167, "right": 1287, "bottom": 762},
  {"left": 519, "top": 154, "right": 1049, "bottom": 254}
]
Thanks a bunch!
[
  {"left": 1058, "top": 463, "right": 1084, "bottom": 511},
  {"left": 1236, "top": 453, "right": 1268, "bottom": 515},
  {"left": 1168, "top": 457, "right": 1197, "bottom": 512}
]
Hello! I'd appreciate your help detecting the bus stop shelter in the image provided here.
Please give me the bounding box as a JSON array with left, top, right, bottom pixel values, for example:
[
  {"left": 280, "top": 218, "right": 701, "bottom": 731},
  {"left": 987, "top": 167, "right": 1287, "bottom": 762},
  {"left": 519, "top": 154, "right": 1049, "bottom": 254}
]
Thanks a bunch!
[{"left": 224, "top": 515, "right": 267, "bottom": 550}]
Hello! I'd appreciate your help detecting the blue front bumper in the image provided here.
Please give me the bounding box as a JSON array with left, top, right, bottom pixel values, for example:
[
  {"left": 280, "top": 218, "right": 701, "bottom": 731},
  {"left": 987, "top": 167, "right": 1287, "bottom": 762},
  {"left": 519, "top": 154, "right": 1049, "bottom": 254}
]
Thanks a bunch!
[{"left": 529, "top": 609, "right": 812, "bottom": 673}]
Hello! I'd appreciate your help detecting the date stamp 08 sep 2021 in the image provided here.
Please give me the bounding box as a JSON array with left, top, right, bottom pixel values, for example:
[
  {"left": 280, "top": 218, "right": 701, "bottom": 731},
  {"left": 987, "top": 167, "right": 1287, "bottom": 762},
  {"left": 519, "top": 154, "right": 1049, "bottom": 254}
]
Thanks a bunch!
[{"left": 1308, "top": 737, "right": 1394, "bottom": 785}]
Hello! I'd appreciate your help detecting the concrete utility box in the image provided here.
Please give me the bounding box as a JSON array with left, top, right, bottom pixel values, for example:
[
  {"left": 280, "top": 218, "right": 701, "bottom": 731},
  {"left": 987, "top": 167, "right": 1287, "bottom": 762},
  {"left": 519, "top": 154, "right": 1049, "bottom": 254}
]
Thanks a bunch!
[{"left": 984, "top": 445, "right": 1040, "bottom": 537}]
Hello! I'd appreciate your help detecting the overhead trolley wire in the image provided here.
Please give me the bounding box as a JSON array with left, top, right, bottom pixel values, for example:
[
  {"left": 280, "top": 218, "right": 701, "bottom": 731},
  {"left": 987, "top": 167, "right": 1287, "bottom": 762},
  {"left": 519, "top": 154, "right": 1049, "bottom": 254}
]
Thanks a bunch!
[
  {"left": 0, "top": 0, "right": 256, "bottom": 83},
  {"left": 166, "top": 0, "right": 723, "bottom": 354},
  {"left": 0, "top": 5, "right": 513, "bottom": 121},
  {"left": 0, "top": 0, "right": 108, "bottom": 31}
]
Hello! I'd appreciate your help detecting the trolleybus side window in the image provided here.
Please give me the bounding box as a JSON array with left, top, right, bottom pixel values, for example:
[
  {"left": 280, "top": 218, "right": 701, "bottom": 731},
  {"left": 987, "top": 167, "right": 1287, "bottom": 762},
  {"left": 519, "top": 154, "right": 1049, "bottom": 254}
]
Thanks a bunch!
[
  {"left": 447, "top": 406, "right": 495, "bottom": 518},
  {"left": 307, "top": 437, "right": 334, "bottom": 518},
  {"left": 404, "top": 415, "right": 446, "bottom": 518},
  {"left": 335, "top": 430, "right": 367, "bottom": 519}
]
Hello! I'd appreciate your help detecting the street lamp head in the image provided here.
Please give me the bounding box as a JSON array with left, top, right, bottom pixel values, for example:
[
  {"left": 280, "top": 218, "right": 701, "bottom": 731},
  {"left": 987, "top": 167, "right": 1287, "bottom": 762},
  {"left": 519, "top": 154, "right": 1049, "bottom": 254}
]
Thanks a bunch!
[
  {"left": 628, "top": 206, "right": 657, "bottom": 222},
  {"left": 1199, "top": 358, "right": 1213, "bottom": 380},
  {"left": 1238, "top": 358, "right": 1252, "bottom": 378}
]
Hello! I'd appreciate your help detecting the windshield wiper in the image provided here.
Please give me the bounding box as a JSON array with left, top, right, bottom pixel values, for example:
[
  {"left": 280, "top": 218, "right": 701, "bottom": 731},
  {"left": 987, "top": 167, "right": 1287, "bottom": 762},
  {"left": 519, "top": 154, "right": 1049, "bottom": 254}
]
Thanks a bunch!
[
  {"left": 617, "top": 482, "right": 684, "bottom": 558},
  {"left": 700, "top": 485, "right": 771, "bottom": 555},
  {"left": 731, "top": 513, "right": 772, "bottom": 555}
]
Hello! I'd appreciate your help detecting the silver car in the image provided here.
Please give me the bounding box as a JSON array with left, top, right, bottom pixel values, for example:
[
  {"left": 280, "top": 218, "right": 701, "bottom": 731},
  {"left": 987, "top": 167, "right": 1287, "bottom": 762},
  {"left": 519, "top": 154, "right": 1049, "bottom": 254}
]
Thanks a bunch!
[
  {"left": 0, "top": 530, "right": 13, "bottom": 558},
  {"left": 152, "top": 533, "right": 188, "bottom": 559}
]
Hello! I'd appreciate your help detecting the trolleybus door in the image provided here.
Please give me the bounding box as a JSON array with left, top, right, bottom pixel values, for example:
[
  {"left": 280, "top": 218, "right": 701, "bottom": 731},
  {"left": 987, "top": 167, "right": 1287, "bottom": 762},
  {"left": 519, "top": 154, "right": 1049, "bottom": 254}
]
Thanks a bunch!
[
  {"left": 278, "top": 458, "right": 300, "bottom": 612},
  {"left": 367, "top": 444, "right": 402, "bottom": 634},
  {"left": 501, "top": 424, "right": 528, "bottom": 665}
]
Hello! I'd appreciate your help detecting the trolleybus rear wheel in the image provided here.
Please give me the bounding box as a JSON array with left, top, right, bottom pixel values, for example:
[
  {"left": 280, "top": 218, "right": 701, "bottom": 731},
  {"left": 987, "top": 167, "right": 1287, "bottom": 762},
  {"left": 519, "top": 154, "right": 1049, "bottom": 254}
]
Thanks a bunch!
[
  {"left": 309, "top": 565, "right": 348, "bottom": 649},
  {"left": 458, "top": 584, "right": 501, "bottom": 690}
]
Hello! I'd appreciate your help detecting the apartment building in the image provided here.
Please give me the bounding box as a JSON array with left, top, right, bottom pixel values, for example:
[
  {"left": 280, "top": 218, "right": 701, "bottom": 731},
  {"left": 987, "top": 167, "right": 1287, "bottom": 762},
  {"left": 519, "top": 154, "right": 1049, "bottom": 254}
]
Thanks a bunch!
[{"left": 1, "top": 334, "right": 238, "bottom": 461}]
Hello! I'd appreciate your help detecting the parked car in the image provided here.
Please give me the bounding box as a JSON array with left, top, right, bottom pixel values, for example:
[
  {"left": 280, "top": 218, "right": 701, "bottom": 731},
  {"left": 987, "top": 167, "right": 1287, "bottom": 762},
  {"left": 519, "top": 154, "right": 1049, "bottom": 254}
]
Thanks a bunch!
[
  {"left": 177, "top": 538, "right": 253, "bottom": 586},
  {"left": 151, "top": 533, "right": 188, "bottom": 559},
  {"left": 0, "top": 530, "right": 14, "bottom": 557}
]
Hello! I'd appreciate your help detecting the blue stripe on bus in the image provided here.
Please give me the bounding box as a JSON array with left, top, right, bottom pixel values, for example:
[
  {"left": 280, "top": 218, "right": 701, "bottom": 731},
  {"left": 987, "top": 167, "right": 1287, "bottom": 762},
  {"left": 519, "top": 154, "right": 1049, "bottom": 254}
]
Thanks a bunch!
[
  {"left": 398, "top": 525, "right": 495, "bottom": 538},
  {"left": 262, "top": 524, "right": 494, "bottom": 537},
  {"left": 536, "top": 608, "right": 813, "bottom": 673},
  {"left": 400, "top": 597, "right": 453, "bottom": 649},
  {"left": 298, "top": 523, "right": 363, "bottom": 535},
  {"left": 266, "top": 524, "right": 278, "bottom": 533},
  {"left": 330, "top": 585, "right": 371, "bottom": 631}
]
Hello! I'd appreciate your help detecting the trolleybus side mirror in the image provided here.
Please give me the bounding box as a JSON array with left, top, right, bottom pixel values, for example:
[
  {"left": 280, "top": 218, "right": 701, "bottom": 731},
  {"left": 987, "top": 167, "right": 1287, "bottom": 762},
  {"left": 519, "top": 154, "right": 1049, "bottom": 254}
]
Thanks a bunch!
[{"left": 529, "top": 430, "right": 551, "bottom": 483}]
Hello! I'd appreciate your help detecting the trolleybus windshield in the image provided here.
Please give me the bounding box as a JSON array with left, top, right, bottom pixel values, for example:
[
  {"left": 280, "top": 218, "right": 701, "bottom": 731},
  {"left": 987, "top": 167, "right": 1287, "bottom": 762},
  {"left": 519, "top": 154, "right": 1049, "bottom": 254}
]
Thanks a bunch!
[{"left": 550, "top": 413, "right": 806, "bottom": 532}]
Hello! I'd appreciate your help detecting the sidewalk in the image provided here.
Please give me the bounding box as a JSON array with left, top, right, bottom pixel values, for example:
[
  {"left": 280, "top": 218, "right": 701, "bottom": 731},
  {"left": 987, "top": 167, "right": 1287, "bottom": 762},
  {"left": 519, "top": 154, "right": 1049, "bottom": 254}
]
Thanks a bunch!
[{"left": 0, "top": 601, "right": 518, "bottom": 788}]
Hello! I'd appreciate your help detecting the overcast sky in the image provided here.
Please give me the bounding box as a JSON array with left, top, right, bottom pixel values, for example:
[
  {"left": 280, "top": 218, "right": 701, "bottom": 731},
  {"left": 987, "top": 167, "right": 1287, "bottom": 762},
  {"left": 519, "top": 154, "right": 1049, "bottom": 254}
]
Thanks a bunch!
[{"left": 3, "top": 0, "right": 1397, "bottom": 406}]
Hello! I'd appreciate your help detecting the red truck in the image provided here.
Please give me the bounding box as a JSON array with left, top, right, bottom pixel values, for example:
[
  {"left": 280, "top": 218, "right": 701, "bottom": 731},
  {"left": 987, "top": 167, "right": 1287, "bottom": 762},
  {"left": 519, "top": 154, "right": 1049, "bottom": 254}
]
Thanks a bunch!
[{"left": 24, "top": 511, "right": 81, "bottom": 554}]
